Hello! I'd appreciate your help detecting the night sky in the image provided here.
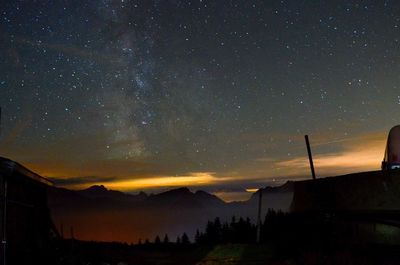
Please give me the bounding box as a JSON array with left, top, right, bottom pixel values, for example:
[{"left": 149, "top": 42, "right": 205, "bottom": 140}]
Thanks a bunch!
[{"left": 1, "top": 1, "right": 400, "bottom": 200}]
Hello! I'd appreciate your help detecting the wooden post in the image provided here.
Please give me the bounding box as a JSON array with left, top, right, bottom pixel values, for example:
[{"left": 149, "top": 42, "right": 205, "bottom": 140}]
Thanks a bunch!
[
  {"left": 256, "top": 189, "right": 262, "bottom": 243},
  {"left": 0, "top": 107, "right": 7, "bottom": 265},
  {"left": 70, "top": 226, "right": 74, "bottom": 239},
  {"left": 305, "top": 135, "right": 316, "bottom": 180},
  {"left": 60, "top": 223, "right": 64, "bottom": 239},
  {"left": 1, "top": 177, "right": 7, "bottom": 265}
]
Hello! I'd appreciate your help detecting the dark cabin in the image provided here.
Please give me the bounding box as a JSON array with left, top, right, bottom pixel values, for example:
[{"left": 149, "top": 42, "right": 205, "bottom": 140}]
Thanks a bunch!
[
  {"left": 290, "top": 170, "right": 400, "bottom": 245},
  {"left": 0, "top": 157, "right": 54, "bottom": 265}
]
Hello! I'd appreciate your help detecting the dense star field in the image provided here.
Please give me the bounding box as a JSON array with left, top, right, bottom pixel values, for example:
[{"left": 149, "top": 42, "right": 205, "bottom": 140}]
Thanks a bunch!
[{"left": 1, "top": 1, "right": 400, "bottom": 199}]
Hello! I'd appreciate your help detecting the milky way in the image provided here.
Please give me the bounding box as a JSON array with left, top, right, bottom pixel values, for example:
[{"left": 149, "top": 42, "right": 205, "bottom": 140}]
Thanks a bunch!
[{"left": 1, "top": 1, "right": 400, "bottom": 197}]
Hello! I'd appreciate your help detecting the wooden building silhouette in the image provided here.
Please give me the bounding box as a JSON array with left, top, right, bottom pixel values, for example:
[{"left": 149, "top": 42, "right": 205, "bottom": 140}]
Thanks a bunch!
[{"left": 0, "top": 157, "right": 54, "bottom": 265}]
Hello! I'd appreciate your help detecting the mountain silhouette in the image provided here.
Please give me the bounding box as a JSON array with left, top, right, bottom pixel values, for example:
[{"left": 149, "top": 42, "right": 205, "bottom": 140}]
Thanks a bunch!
[
  {"left": 78, "top": 185, "right": 148, "bottom": 203},
  {"left": 146, "top": 187, "right": 224, "bottom": 208},
  {"left": 47, "top": 170, "right": 400, "bottom": 243},
  {"left": 46, "top": 184, "right": 290, "bottom": 243}
]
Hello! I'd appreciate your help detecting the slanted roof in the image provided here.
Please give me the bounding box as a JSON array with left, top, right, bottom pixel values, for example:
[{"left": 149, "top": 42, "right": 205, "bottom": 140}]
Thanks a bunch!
[
  {"left": 0, "top": 157, "right": 53, "bottom": 186},
  {"left": 291, "top": 170, "right": 400, "bottom": 212}
]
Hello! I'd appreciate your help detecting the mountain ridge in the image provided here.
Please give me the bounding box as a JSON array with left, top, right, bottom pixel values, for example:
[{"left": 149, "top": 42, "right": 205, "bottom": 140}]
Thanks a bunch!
[
  {"left": 46, "top": 183, "right": 292, "bottom": 243},
  {"left": 48, "top": 185, "right": 230, "bottom": 208}
]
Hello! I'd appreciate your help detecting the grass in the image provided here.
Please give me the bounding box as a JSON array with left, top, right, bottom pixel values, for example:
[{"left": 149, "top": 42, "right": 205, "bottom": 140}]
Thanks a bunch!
[
  {"left": 196, "top": 244, "right": 276, "bottom": 265},
  {"left": 47, "top": 240, "right": 400, "bottom": 265}
]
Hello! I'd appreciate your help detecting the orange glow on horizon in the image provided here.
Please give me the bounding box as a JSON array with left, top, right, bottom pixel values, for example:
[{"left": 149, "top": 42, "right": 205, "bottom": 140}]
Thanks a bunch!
[
  {"left": 274, "top": 132, "right": 386, "bottom": 176},
  {"left": 64, "top": 172, "right": 236, "bottom": 191},
  {"left": 245, "top": 188, "right": 258, "bottom": 193},
  {"left": 20, "top": 130, "right": 389, "bottom": 192}
]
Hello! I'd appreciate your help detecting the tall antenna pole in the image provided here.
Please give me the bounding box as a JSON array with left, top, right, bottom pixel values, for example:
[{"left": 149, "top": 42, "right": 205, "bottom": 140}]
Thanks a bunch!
[
  {"left": 1, "top": 181, "right": 6, "bottom": 265},
  {"left": 0, "top": 107, "right": 6, "bottom": 265},
  {"left": 305, "top": 135, "right": 316, "bottom": 180},
  {"left": 256, "top": 188, "right": 262, "bottom": 243}
]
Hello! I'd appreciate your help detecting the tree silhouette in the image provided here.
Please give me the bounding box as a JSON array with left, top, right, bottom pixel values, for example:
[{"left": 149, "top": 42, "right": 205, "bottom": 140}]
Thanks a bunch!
[
  {"left": 190, "top": 209, "right": 340, "bottom": 247},
  {"left": 196, "top": 215, "right": 257, "bottom": 245},
  {"left": 163, "top": 234, "right": 169, "bottom": 244},
  {"left": 195, "top": 229, "right": 201, "bottom": 244},
  {"left": 154, "top": 235, "right": 161, "bottom": 244},
  {"left": 181, "top": 233, "right": 190, "bottom": 245}
]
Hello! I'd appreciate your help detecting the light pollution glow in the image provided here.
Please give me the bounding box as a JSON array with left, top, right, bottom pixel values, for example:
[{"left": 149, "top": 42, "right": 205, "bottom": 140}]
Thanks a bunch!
[
  {"left": 24, "top": 130, "right": 388, "bottom": 199},
  {"left": 2, "top": 1, "right": 400, "bottom": 204},
  {"left": 274, "top": 132, "right": 386, "bottom": 177},
  {"left": 63, "top": 172, "right": 234, "bottom": 191}
]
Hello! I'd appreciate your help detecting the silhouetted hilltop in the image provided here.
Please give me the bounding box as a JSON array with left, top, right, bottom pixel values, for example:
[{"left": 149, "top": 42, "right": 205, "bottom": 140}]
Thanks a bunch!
[
  {"left": 47, "top": 186, "right": 91, "bottom": 208},
  {"left": 78, "top": 185, "right": 148, "bottom": 203},
  {"left": 146, "top": 187, "right": 224, "bottom": 208},
  {"left": 47, "top": 185, "right": 237, "bottom": 243},
  {"left": 48, "top": 185, "right": 224, "bottom": 209},
  {"left": 47, "top": 169, "right": 400, "bottom": 243},
  {"left": 46, "top": 182, "right": 296, "bottom": 243},
  {"left": 250, "top": 181, "right": 294, "bottom": 199},
  {"left": 246, "top": 181, "right": 294, "bottom": 212},
  {"left": 194, "top": 190, "right": 225, "bottom": 206}
]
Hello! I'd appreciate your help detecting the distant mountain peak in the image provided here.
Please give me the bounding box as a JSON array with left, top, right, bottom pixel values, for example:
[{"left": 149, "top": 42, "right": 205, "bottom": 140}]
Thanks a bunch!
[
  {"left": 161, "top": 187, "right": 191, "bottom": 195},
  {"left": 259, "top": 181, "right": 294, "bottom": 193},
  {"left": 145, "top": 187, "right": 225, "bottom": 208},
  {"left": 194, "top": 190, "right": 217, "bottom": 198},
  {"left": 173, "top": 187, "right": 191, "bottom": 192},
  {"left": 84, "top": 185, "right": 108, "bottom": 192},
  {"left": 250, "top": 181, "right": 294, "bottom": 201},
  {"left": 138, "top": 191, "right": 147, "bottom": 197},
  {"left": 194, "top": 190, "right": 225, "bottom": 204}
]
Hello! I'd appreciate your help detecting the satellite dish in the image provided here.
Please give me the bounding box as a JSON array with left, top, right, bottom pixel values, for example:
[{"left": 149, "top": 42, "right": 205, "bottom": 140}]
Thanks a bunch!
[{"left": 382, "top": 125, "right": 400, "bottom": 170}]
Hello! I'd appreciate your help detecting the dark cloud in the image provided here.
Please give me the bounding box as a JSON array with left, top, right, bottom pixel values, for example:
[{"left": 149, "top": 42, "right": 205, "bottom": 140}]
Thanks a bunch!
[{"left": 48, "top": 175, "right": 119, "bottom": 187}]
